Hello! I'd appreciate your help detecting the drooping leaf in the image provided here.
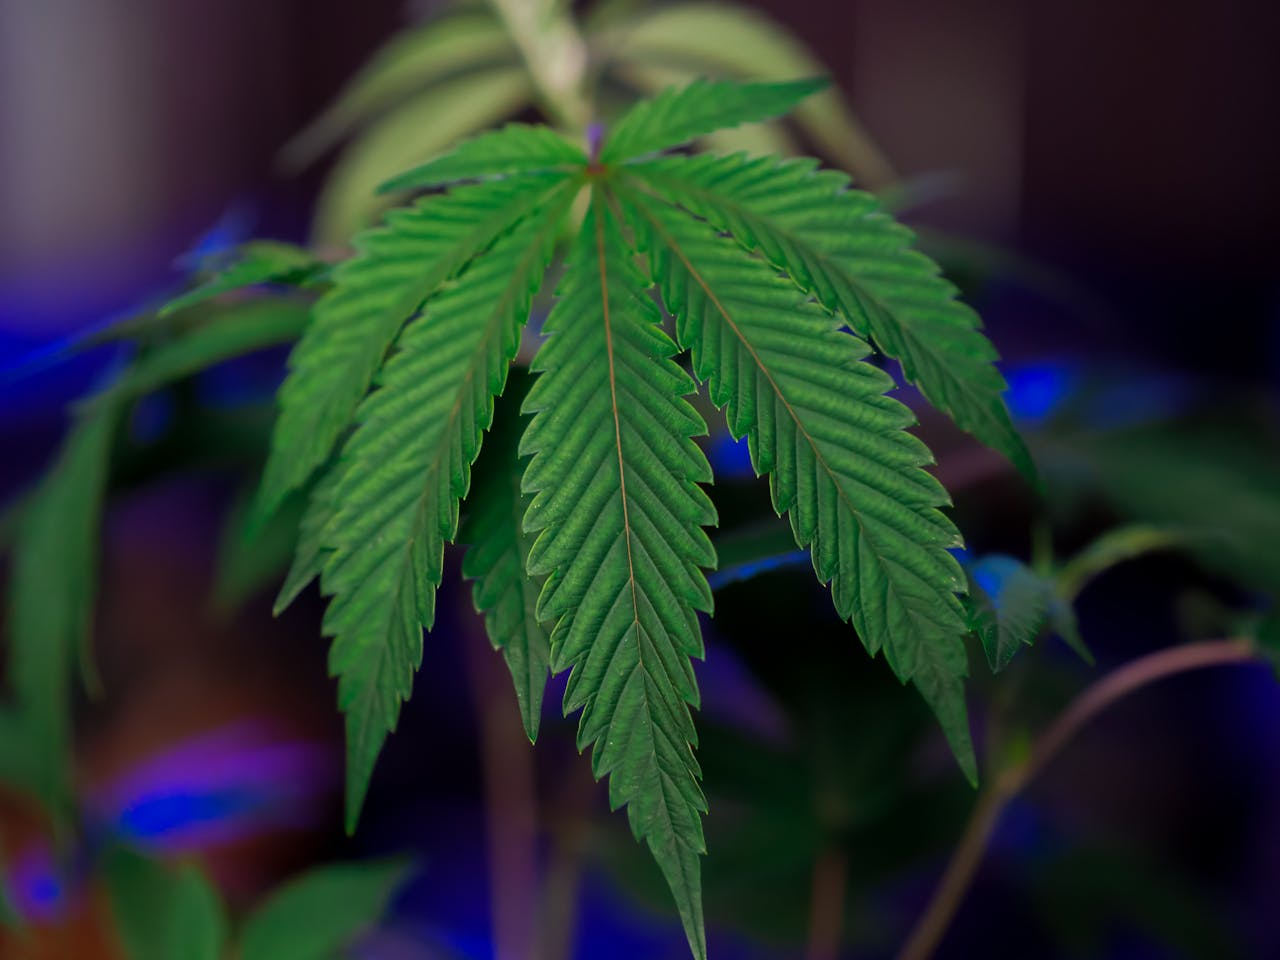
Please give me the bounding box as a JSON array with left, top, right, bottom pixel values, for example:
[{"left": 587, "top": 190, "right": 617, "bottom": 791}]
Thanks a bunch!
[
  {"left": 1056, "top": 523, "right": 1214, "bottom": 601},
  {"left": 6, "top": 400, "right": 121, "bottom": 817},
  {"left": 460, "top": 377, "right": 551, "bottom": 741},
  {"left": 312, "top": 67, "right": 531, "bottom": 242},
  {"left": 600, "top": 77, "right": 826, "bottom": 163},
  {"left": 259, "top": 173, "right": 569, "bottom": 519},
  {"left": 967, "top": 555, "right": 1052, "bottom": 673},
  {"left": 628, "top": 153, "right": 1035, "bottom": 484},
  {"left": 239, "top": 858, "right": 411, "bottom": 960},
  {"left": 620, "top": 184, "right": 976, "bottom": 782},
  {"left": 281, "top": 7, "right": 517, "bottom": 170},
  {"left": 593, "top": 1, "right": 896, "bottom": 184},
  {"left": 380, "top": 123, "right": 586, "bottom": 193},
  {"left": 107, "top": 298, "right": 309, "bottom": 402},
  {"left": 105, "top": 849, "right": 227, "bottom": 960},
  {"left": 520, "top": 193, "right": 716, "bottom": 959},
  {"left": 158, "top": 242, "right": 323, "bottom": 317},
  {"left": 318, "top": 179, "right": 576, "bottom": 830}
]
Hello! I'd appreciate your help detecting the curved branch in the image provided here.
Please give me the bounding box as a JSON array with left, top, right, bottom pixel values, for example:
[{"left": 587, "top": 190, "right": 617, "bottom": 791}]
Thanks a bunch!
[{"left": 896, "top": 637, "right": 1261, "bottom": 960}]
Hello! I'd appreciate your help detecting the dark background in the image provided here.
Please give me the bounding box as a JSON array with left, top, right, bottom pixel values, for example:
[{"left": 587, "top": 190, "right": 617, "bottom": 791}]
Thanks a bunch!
[{"left": 2, "top": 1, "right": 1279, "bottom": 957}]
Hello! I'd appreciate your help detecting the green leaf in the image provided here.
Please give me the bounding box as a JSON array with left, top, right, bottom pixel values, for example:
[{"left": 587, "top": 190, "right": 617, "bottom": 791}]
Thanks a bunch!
[
  {"left": 968, "top": 555, "right": 1052, "bottom": 673},
  {"left": 1256, "top": 612, "right": 1280, "bottom": 679},
  {"left": 593, "top": 1, "right": 896, "bottom": 184},
  {"left": 239, "top": 858, "right": 411, "bottom": 960},
  {"left": 619, "top": 182, "right": 976, "bottom": 783},
  {"left": 6, "top": 401, "right": 120, "bottom": 817},
  {"left": 460, "top": 378, "right": 551, "bottom": 741},
  {"left": 628, "top": 153, "right": 1035, "bottom": 485},
  {"left": 379, "top": 123, "right": 586, "bottom": 193},
  {"left": 312, "top": 67, "right": 531, "bottom": 243},
  {"left": 105, "top": 850, "right": 227, "bottom": 960},
  {"left": 318, "top": 178, "right": 576, "bottom": 831},
  {"left": 107, "top": 298, "right": 309, "bottom": 402},
  {"left": 1056, "top": 524, "right": 1207, "bottom": 601},
  {"left": 211, "top": 485, "right": 308, "bottom": 612},
  {"left": 281, "top": 7, "right": 518, "bottom": 170},
  {"left": 158, "top": 242, "right": 322, "bottom": 317},
  {"left": 274, "top": 464, "right": 341, "bottom": 616},
  {"left": 520, "top": 193, "right": 716, "bottom": 959},
  {"left": 259, "top": 173, "right": 570, "bottom": 519},
  {"left": 600, "top": 77, "right": 827, "bottom": 163}
]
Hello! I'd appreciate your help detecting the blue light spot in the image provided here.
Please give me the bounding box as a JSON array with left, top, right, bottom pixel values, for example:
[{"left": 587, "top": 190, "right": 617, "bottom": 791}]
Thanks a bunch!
[
  {"left": 118, "top": 789, "right": 261, "bottom": 840},
  {"left": 1004, "top": 362, "right": 1076, "bottom": 424},
  {"left": 708, "top": 430, "right": 754, "bottom": 479}
]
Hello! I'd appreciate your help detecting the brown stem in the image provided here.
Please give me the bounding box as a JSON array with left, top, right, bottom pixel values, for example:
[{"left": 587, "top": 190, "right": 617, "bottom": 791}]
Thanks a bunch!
[
  {"left": 805, "top": 847, "right": 849, "bottom": 960},
  {"left": 896, "top": 638, "right": 1259, "bottom": 960},
  {"left": 464, "top": 625, "right": 542, "bottom": 960}
]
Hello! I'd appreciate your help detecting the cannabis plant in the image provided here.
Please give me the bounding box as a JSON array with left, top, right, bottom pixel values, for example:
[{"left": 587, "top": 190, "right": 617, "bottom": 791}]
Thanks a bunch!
[{"left": 6, "top": 6, "right": 1277, "bottom": 959}]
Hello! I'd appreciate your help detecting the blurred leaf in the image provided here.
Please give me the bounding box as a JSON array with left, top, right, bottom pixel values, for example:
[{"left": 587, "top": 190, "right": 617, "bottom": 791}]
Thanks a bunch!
[
  {"left": 105, "top": 299, "right": 310, "bottom": 402},
  {"left": 211, "top": 486, "right": 307, "bottom": 612},
  {"left": 5, "top": 401, "right": 121, "bottom": 818},
  {"left": 595, "top": 1, "right": 895, "bottom": 185},
  {"left": 968, "top": 555, "right": 1053, "bottom": 673},
  {"left": 312, "top": 66, "right": 531, "bottom": 243},
  {"left": 1047, "top": 595, "right": 1094, "bottom": 666},
  {"left": 106, "top": 849, "right": 228, "bottom": 960},
  {"left": 238, "top": 858, "right": 411, "bottom": 960},
  {"left": 1056, "top": 524, "right": 1204, "bottom": 601},
  {"left": 159, "top": 242, "right": 323, "bottom": 318},
  {"left": 1046, "top": 418, "right": 1280, "bottom": 594},
  {"left": 281, "top": 7, "right": 517, "bottom": 170},
  {"left": 1029, "top": 847, "right": 1244, "bottom": 959},
  {"left": 273, "top": 465, "right": 339, "bottom": 616}
]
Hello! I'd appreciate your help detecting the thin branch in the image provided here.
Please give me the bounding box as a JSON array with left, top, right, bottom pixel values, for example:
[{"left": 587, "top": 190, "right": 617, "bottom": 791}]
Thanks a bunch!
[
  {"left": 805, "top": 847, "right": 849, "bottom": 960},
  {"left": 896, "top": 637, "right": 1260, "bottom": 960}
]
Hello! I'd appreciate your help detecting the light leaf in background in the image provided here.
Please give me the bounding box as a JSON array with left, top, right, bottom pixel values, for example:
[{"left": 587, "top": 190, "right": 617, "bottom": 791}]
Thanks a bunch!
[
  {"left": 212, "top": 485, "right": 308, "bottom": 613},
  {"left": 280, "top": 7, "right": 517, "bottom": 170},
  {"left": 622, "top": 185, "right": 976, "bottom": 782},
  {"left": 312, "top": 67, "right": 531, "bottom": 243},
  {"left": 239, "top": 858, "right": 411, "bottom": 960},
  {"left": 600, "top": 77, "right": 826, "bottom": 162},
  {"left": 158, "top": 242, "right": 323, "bottom": 318},
  {"left": 105, "top": 849, "right": 227, "bottom": 960},
  {"left": 461, "top": 378, "right": 551, "bottom": 742},
  {"left": 1056, "top": 524, "right": 1215, "bottom": 601},
  {"left": 594, "top": 1, "right": 896, "bottom": 185},
  {"left": 629, "top": 153, "right": 1036, "bottom": 485}
]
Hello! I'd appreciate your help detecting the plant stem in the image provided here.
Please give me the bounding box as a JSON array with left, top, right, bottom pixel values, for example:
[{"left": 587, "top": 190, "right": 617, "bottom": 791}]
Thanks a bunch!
[
  {"left": 896, "top": 637, "right": 1258, "bottom": 960},
  {"left": 805, "top": 847, "right": 848, "bottom": 960},
  {"left": 465, "top": 625, "right": 542, "bottom": 960}
]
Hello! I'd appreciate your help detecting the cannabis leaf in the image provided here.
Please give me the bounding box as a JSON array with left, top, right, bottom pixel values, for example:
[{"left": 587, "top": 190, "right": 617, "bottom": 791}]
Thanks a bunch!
[
  {"left": 520, "top": 195, "right": 717, "bottom": 958},
  {"left": 967, "top": 554, "right": 1094, "bottom": 672},
  {"left": 461, "top": 377, "right": 551, "bottom": 741},
  {"left": 620, "top": 184, "right": 975, "bottom": 779},
  {"left": 601, "top": 77, "right": 826, "bottom": 163},
  {"left": 106, "top": 849, "right": 228, "bottom": 960},
  {"left": 626, "top": 153, "right": 1035, "bottom": 483},
  {"left": 246, "top": 78, "right": 1030, "bottom": 957},
  {"left": 158, "top": 241, "right": 322, "bottom": 318},
  {"left": 257, "top": 174, "right": 574, "bottom": 517},
  {"left": 317, "top": 178, "right": 576, "bottom": 828},
  {"left": 380, "top": 123, "right": 585, "bottom": 193}
]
